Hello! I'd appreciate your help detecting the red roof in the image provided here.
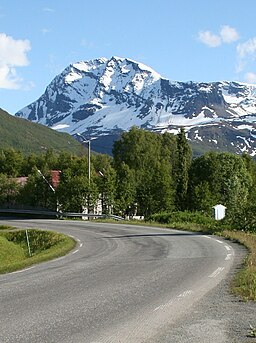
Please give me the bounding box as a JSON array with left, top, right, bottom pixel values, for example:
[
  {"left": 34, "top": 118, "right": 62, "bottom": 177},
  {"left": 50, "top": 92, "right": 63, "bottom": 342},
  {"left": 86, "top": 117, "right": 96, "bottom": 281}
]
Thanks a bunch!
[{"left": 51, "top": 170, "right": 61, "bottom": 189}]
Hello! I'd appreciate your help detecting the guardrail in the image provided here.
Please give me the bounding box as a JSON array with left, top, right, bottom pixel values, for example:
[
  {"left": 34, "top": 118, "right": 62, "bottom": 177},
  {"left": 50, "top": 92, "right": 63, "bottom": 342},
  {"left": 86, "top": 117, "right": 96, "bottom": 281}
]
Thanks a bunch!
[{"left": 0, "top": 208, "right": 124, "bottom": 221}]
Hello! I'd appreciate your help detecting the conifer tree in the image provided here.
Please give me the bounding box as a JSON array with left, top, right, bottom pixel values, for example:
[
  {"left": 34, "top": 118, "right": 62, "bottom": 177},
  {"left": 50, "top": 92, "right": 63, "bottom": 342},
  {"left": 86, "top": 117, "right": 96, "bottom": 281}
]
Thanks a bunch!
[{"left": 175, "top": 128, "right": 192, "bottom": 210}]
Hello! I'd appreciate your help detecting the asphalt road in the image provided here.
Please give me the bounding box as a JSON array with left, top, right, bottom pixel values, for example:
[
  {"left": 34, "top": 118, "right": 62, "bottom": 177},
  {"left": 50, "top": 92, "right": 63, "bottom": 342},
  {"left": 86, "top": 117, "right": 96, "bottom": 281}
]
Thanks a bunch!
[{"left": 0, "top": 219, "right": 238, "bottom": 343}]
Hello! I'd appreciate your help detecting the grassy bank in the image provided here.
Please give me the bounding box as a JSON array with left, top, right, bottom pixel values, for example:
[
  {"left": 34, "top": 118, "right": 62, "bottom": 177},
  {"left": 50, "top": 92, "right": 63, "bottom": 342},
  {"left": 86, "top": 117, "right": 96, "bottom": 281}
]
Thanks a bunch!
[
  {"left": 222, "top": 230, "right": 256, "bottom": 301},
  {"left": 0, "top": 228, "right": 76, "bottom": 274}
]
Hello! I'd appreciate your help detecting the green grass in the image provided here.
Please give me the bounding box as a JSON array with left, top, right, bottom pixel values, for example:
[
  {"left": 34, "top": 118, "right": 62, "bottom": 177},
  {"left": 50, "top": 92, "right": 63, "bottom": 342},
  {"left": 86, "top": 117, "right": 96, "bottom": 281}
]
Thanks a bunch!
[
  {"left": 0, "top": 228, "right": 76, "bottom": 274},
  {"left": 0, "top": 235, "right": 27, "bottom": 267},
  {"left": 0, "top": 225, "right": 17, "bottom": 230}
]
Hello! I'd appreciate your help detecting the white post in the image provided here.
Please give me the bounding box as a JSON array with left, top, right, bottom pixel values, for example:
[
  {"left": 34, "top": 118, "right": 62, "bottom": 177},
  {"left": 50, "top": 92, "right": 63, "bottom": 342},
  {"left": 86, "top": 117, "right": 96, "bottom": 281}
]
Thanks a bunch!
[{"left": 25, "top": 229, "right": 32, "bottom": 257}]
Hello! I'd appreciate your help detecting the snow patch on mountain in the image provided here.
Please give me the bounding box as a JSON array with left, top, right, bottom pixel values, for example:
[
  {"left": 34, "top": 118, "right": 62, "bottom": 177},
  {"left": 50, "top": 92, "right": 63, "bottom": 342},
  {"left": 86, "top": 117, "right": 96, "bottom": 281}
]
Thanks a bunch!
[{"left": 15, "top": 56, "right": 256, "bottom": 156}]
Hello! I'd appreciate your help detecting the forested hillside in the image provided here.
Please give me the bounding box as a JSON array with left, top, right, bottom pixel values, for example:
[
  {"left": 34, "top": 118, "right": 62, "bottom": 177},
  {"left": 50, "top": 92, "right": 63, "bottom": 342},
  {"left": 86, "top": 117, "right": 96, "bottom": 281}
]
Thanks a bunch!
[{"left": 0, "top": 108, "right": 83, "bottom": 155}]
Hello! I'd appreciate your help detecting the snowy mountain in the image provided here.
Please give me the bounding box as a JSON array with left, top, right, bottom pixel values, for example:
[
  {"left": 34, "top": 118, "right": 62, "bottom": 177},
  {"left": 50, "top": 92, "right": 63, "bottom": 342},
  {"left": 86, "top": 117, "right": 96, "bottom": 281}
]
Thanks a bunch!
[{"left": 15, "top": 56, "right": 256, "bottom": 156}]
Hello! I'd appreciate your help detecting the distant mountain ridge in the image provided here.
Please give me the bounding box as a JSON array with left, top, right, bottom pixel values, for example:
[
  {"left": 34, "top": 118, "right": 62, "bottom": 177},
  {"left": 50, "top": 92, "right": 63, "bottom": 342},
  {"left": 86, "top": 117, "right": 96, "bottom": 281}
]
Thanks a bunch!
[
  {"left": 15, "top": 56, "right": 256, "bottom": 156},
  {"left": 0, "top": 108, "right": 83, "bottom": 155}
]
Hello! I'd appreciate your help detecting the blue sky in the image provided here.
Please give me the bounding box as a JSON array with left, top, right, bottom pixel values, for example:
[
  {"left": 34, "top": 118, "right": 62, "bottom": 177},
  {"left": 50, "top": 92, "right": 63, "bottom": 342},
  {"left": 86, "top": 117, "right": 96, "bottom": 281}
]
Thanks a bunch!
[{"left": 1, "top": 0, "right": 256, "bottom": 114}]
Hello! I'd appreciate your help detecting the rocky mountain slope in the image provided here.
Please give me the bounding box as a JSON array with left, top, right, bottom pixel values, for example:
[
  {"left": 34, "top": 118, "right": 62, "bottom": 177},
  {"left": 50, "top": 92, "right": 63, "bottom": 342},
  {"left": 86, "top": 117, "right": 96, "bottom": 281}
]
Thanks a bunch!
[{"left": 15, "top": 56, "right": 256, "bottom": 156}]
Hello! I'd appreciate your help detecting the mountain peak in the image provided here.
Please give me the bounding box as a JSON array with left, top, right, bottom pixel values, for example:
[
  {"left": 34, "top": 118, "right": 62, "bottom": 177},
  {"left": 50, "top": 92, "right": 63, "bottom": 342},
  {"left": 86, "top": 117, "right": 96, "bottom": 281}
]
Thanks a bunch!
[{"left": 15, "top": 57, "right": 256, "bottom": 156}]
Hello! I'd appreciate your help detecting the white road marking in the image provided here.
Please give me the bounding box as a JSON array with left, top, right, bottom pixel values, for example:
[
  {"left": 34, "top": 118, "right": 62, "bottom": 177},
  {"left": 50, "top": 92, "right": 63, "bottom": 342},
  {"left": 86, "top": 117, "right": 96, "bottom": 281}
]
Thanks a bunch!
[
  {"left": 177, "top": 290, "right": 193, "bottom": 298},
  {"left": 68, "top": 235, "right": 82, "bottom": 248},
  {"left": 55, "top": 256, "right": 66, "bottom": 261},
  {"left": 153, "top": 290, "right": 193, "bottom": 311},
  {"left": 215, "top": 239, "right": 223, "bottom": 244},
  {"left": 225, "top": 245, "right": 231, "bottom": 251},
  {"left": 10, "top": 266, "right": 35, "bottom": 274},
  {"left": 225, "top": 254, "right": 232, "bottom": 261},
  {"left": 153, "top": 299, "right": 174, "bottom": 312},
  {"left": 208, "top": 267, "right": 225, "bottom": 278},
  {"left": 72, "top": 249, "right": 79, "bottom": 254}
]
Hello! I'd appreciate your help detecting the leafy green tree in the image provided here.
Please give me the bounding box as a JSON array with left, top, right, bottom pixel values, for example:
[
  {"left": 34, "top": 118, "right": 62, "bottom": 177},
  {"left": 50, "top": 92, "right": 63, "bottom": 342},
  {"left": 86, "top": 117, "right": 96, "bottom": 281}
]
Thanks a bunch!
[
  {"left": 0, "top": 173, "right": 20, "bottom": 206},
  {"left": 160, "top": 131, "right": 178, "bottom": 168},
  {"left": 56, "top": 169, "right": 98, "bottom": 212},
  {"left": 231, "top": 203, "right": 256, "bottom": 232},
  {"left": 19, "top": 167, "right": 57, "bottom": 210},
  {"left": 39, "top": 149, "right": 59, "bottom": 170},
  {"left": 93, "top": 154, "right": 116, "bottom": 214},
  {"left": 188, "top": 152, "right": 252, "bottom": 217},
  {"left": 0, "top": 149, "right": 24, "bottom": 176},
  {"left": 114, "top": 162, "right": 136, "bottom": 216},
  {"left": 241, "top": 153, "right": 256, "bottom": 202},
  {"left": 192, "top": 181, "right": 217, "bottom": 214},
  {"left": 57, "top": 151, "right": 76, "bottom": 171},
  {"left": 21, "top": 153, "right": 38, "bottom": 175},
  {"left": 113, "top": 127, "right": 175, "bottom": 216}
]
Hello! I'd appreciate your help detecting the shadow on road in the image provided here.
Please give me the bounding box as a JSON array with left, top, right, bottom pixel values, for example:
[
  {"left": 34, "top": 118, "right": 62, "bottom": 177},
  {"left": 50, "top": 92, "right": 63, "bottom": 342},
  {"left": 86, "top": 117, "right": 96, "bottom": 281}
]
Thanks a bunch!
[{"left": 104, "top": 232, "right": 205, "bottom": 239}]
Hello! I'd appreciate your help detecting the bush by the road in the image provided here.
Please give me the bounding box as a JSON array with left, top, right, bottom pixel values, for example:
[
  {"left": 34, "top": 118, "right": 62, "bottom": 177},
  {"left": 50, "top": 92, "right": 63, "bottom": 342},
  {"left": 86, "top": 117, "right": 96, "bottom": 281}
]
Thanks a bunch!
[{"left": 147, "top": 211, "right": 225, "bottom": 233}]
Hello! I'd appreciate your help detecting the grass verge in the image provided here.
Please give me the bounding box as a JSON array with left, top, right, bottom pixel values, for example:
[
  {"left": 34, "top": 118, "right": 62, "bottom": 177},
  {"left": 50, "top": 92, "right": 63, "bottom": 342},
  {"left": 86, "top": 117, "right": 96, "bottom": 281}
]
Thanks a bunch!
[
  {"left": 0, "top": 225, "right": 17, "bottom": 231},
  {"left": 0, "top": 228, "right": 76, "bottom": 274},
  {"left": 221, "top": 230, "right": 256, "bottom": 301}
]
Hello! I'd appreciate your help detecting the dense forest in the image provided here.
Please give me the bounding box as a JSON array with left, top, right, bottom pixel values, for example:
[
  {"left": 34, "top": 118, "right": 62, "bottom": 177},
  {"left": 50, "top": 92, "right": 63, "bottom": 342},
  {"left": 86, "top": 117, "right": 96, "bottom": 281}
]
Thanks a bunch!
[{"left": 0, "top": 127, "right": 255, "bottom": 231}]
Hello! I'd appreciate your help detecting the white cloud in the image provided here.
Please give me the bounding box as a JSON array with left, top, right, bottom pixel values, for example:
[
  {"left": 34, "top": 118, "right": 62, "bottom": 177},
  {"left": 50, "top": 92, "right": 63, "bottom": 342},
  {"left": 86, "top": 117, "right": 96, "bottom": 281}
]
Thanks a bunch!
[
  {"left": 244, "top": 72, "right": 256, "bottom": 83},
  {"left": 237, "top": 37, "right": 256, "bottom": 58},
  {"left": 198, "top": 31, "right": 221, "bottom": 48},
  {"left": 41, "top": 28, "right": 51, "bottom": 35},
  {"left": 198, "top": 25, "right": 239, "bottom": 48},
  {"left": 43, "top": 7, "right": 54, "bottom": 13},
  {"left": 0, "top": 33, "right": 31, "bottom": 89},
  {"left": 236, "top": 37, "right": 256, "bottom": 73},
  {"left": 220, "top": 25, "right": 239, "bottom": 43}
]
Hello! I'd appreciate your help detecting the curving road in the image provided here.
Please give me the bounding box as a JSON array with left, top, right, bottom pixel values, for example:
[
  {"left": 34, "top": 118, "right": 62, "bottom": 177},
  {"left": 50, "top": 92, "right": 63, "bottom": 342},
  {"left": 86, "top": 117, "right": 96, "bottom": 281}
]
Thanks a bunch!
[{"left": 0, "top": 219, "right": 237, "bottom": 342}]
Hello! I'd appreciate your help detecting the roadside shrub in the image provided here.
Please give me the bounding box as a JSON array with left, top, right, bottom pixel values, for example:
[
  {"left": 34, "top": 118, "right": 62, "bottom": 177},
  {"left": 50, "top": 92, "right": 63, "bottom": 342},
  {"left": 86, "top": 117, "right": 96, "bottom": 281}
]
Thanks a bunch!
[
  {"left": 147, "top": 211, "right": 215, "bottom": 225},
  {"left": 146, "top": 211, "right": 231, "bottom": 233},
  {"left": 228, "top": 204, "right": 256, "bottom": 233}
]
